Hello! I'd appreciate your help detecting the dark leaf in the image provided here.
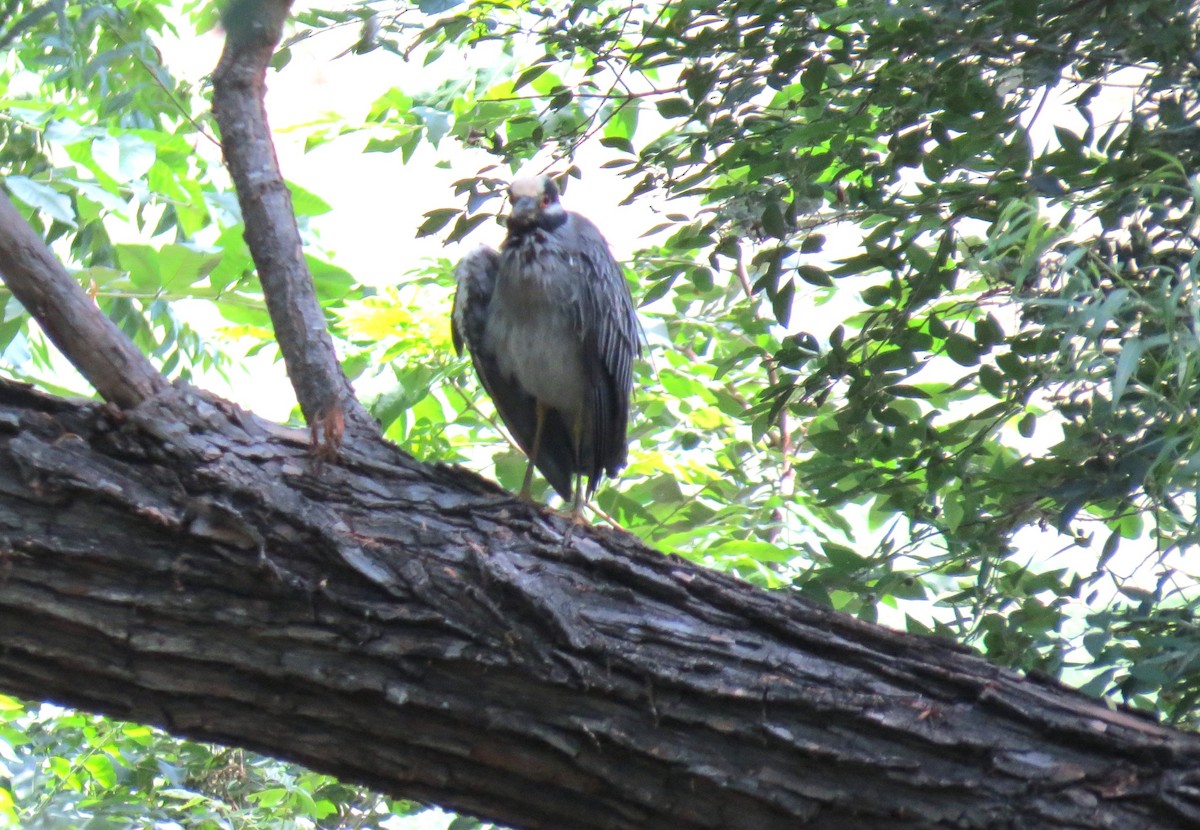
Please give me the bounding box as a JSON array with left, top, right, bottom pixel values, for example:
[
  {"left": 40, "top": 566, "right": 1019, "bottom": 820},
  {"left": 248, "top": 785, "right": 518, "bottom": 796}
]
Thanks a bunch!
[
  {"left": 796, "top": 264, "right": 832, "bottom": 287},
  {"left": 417, "top": 208, "right": 461, "bottom": 237},
  {"left": 656, "top": 98, "right": 693, "bottom": 119}
]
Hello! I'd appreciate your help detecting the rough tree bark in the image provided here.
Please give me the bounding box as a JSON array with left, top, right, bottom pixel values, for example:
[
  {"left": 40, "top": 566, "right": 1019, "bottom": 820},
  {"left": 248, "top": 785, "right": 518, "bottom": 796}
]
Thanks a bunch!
[
  {"left": 2, "top": 379, "right": 1200, "bottom": 830},
  {"left": 0, "top": 191, "right": 167, "bottom": 409},
  {"left": 2, "top": 2, "right": 1200, "bottom": 829}
]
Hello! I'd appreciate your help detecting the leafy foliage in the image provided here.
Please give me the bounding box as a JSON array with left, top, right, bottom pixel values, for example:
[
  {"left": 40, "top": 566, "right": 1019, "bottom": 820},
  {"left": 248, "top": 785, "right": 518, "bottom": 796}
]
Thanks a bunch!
[
  {"left": 354, "top": 0, "right": 1200, "bottom": 719},
  {"left": 0, "top": 694, "right": 428, "bottom": 829},
  {"left": 4, "top": 0, "right": 1200, "bottom": 825}
]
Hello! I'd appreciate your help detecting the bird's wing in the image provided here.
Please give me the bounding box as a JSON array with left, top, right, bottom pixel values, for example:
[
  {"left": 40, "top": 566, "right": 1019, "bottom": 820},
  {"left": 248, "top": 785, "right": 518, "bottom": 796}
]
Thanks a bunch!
[
  {"left": 569, "top": 214, "right": 642, "bottom": 495},
  {"left": 451, "top": 245, "right": 499, "bottom": 357},
  {"left": 452, "top": 245, "right": 575, "bottom": 501}
]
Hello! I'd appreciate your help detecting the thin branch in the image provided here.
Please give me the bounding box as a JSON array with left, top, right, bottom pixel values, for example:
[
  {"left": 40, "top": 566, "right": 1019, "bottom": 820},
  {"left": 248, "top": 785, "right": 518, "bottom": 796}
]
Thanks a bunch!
[
  {"left": 553, "top": 5, "right": 674, "bottom": 164},
  {"left": 210, "top": 0, "right": 378, "bottom": 440},
  {"left": 99, "top": 18, "right": 221, "bottom": 149},
  {"left": 0, "top": 189, "right": 167, "bottom": 408},
  {"left": 734, "top": 243, "right": 795, "bottom": 540}
]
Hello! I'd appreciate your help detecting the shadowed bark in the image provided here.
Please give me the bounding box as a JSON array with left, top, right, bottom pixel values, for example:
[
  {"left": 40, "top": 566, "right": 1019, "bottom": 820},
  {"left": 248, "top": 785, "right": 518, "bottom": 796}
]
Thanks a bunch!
[{"left": 2, "top": 379, "right": 1199, "bottom": 830}]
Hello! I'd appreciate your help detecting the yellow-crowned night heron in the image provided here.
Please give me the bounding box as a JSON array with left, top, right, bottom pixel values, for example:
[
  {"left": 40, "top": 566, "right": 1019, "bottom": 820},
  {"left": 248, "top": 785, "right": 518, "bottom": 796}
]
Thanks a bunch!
[{"left": 452, "top": 174, "right": 640, "bottom": 512}]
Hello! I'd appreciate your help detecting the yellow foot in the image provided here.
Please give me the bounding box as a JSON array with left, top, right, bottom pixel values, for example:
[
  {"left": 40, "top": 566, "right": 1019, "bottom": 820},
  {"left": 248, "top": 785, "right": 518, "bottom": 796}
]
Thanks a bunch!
[
  {"left": 552, "top": 504, "right": 588, "bottom": 523},
  {"left": 557, "top": 501, "right": 589, "bottom": 547}
]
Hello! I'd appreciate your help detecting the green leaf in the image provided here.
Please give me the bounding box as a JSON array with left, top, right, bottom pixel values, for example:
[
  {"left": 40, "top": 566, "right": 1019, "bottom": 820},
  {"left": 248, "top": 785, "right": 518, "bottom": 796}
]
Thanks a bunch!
[
  {"left": 800, "top": 234, "right": 825, "bottom": 253},
  {"left": 116, "top": 244, "right": 161, "bottom": 291},
  {"left": 770, "top": 279, "right": 794, "bottom": 325},
  {"left": 308, "top": 257, "right": 356, "bottom": 304},
  {"left": 513, "top": 64, "right": 549, "bottom": 91},
  {"left": 942, "top": 493, "right": 965, "bottom": 532},
  {"left": 796, "top": 264, "right": 832, "bottom": 287},
  {"left": 690, "top": 266, "right": 713, "bottom": 292},
  {"left": 823, "top": 543, "right": 866, "bottom": 570},
  {"left": 413, "top": 106, "right": 452, "bottom": 145},
  {"left": 83, "top": 754, "right": 117, "bottom": 787},
  {"left": 248, "top": 787, "right": 288, "bottom": 807},
  {"left": 861, "top": 284, "right": 891, "bottom": 306},
  {"left": 417, "top": 208, "right": 461, "bottom": 237},
  {"left": 600, "top": 136, "right": 634, "bottom": 153},
  {"left": 656, "top": 98, "right": 693, "bottom": 119},
  {"left": 1054, "top": 125, "right": 1084, "bottom": 155},
  {"left": 1112, "top": 339, "right": 1142, "bottom": 403},
  {"left": 974, "top": 315, "right": 1004, "bottom": 347},
  {"left": 800, "top": 57, "right": 826, "bottom": 94},
  {"left": 979, "top": 364, "right": 1005, "bottom": 397},
  {"left": 641, "top": 275, "right": 676, "bottom": 305},
  {"left": 287, "top": 181, "right": 333, "bottom": 217},
  {"left": 364, "top": 132, "right": 415, "bottom": 154},
  {"left": 90, "top": 134, "right": 156, "bottom": 182},
  {"left": 761, "top": 202, "right": 789, "bottom": 238},
  {"left": 159, "top": 244, "right": 223, "bottom": 293},
  {"left": 887, "top": 384, "right": 931, "bottom": 399},
  {"left": 5, "top": 176, "right": 77, "bottom": 226},
  {"left": 447, "top": 212, "right": 490, "bottom": 243},
  {"left": 604, "top": 105, "right": 639, "bottom": 142},
  {"left": 945, "top": 333, "right": 981, "bottom": 366}
]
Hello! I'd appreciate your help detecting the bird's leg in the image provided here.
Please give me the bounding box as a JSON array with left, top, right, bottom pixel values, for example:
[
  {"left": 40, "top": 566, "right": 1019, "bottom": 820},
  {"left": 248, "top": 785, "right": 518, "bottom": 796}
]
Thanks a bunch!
[
  {"left": 568, "top": 408, "right": 588, "bottom": 524},
  {"left": 559, "top": 414, "right": 589, "bottom": 547},
  {"left": 570, "top": 473, "right": 584, "bottom": 519},
  {"left": 520, "top": 400, "right": 547, "bottom": 502}
]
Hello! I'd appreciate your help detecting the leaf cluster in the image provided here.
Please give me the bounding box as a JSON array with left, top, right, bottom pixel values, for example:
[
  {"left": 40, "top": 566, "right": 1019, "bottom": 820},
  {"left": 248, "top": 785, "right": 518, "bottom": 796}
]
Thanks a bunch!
[{"left": 369, "top": 0, "right": 1200, "bottom": 719}]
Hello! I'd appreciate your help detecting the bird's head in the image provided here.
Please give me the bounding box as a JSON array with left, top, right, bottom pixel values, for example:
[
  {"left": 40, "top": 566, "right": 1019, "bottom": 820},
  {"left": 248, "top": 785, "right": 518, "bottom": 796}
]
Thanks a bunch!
[{"left": 506, "top": 174, "right": 566, "bottom": 232}]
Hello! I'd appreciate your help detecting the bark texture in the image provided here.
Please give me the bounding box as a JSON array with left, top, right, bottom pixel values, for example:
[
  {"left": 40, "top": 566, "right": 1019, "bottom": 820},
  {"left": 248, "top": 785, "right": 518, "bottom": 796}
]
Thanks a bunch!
[
  {"left": 211, "top": 0, "right": 376, "bottom": 438},
  {"left": 0, "top": 191, "right": 167, "bottom": 408},
  {"left": 2, "top": 378, "right": 1199, "bottom": 830}
]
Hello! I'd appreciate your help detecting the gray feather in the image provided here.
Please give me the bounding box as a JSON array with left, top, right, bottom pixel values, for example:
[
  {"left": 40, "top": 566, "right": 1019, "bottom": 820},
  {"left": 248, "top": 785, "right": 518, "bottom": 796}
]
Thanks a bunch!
[
  {"left": 451, "top": 178, "right": 640, "bottom": 503},
  {"left": 453, "top": 244, "right": 574, "bottom": 499}
]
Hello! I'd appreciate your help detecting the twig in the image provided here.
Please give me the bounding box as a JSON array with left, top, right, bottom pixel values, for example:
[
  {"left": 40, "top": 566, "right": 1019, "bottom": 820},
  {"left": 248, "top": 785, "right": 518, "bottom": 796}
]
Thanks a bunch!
[
  {"left": 99, "top": 16, "right": 221, "bottom": 148},
  {"left": 211, "top": 0, "right": 378, "bottom": 441},
  {"left": 734, "top": 242, "right": 795, "bottom": 540},
  {"left": 0, "top": 190, "right": 167, "bottom": 407}
]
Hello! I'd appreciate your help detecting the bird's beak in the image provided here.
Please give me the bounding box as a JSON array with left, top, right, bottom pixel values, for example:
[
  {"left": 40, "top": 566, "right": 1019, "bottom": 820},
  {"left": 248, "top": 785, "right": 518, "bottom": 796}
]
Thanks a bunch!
[{"left": 508, "top": 195, "right": 540, "bottom": 227}]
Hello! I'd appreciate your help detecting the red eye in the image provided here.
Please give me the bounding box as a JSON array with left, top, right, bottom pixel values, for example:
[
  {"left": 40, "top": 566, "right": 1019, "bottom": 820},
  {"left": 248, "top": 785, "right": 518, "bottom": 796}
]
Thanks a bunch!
[{"left": 541, "top": 195, "right": 551, "bottom": 207}]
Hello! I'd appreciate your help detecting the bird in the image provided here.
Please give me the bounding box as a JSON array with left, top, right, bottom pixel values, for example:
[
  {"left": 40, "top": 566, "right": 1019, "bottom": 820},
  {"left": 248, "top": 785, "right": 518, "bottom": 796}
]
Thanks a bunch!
[{"left": 451, "top": 173, "right": 641, "bottom": 515}]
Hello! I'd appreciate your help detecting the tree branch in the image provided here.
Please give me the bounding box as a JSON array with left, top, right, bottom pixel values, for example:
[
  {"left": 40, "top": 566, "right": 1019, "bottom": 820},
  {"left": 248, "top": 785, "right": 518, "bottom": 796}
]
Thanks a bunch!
[
  {"left": 1, "top": 377, "right": 1198, "bottom": 830},
  {"left": 0, "top": 190, "right": 168, "bottom": 408},
  {"left": 210, "top": 0, "right": 377, "bottom": 439}
]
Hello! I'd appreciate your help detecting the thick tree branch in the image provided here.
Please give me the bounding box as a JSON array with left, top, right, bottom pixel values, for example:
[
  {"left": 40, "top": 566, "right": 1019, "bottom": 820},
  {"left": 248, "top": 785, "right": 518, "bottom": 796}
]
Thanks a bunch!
[
  {"left": 210, "top": 0, "right": 376, "bottom": 439},
  {"left": 0, "top": 190, "right": 168, "bottom": 408},
  {"left": 1, "top": 378, "right": 1199, "bottom": 830}
]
